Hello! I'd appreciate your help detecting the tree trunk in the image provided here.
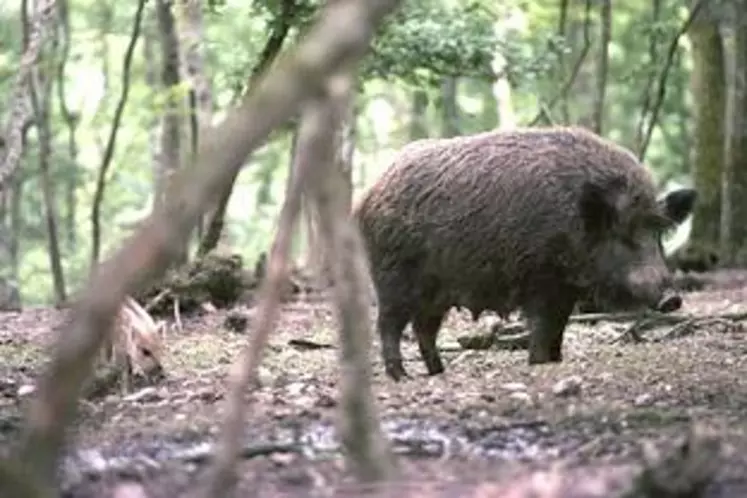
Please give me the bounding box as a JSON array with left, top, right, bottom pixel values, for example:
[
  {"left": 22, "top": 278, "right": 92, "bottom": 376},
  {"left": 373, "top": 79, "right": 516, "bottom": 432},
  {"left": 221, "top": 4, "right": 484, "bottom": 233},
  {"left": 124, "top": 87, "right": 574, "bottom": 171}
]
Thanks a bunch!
[
  {"left": 56, "top": 0, "right": 80, "bottom": 252},
  {"left": 155, "top": 0, "right": 188, "bottom": 264},
  {"left": 409, "top": 89, "right": 428, "bottom": 140},
  {"left": 556, "top": 0, "right": 570, "bottom": 123},
  {"left": 688, "top": 0, "right": 726, "bottom": 249},
  {"left": 9, "top": 177, "right": 22, "bottom": 283},
  {"left": 300, "top": 85, "right": 356, "bottom": 281},
  {"left": 28, "top": 0, "right": 67, "bottom": 305},
  {"left": 722, "top": 0, "right": 747, "bottom": 264},
  {"left": 568, "top": 4, "right": 595, "bottom": 128},
  {"left": 441, "top": 77, "right": 459, "bottom": 137},
  {"left": 90, "top": 0, "right": 146, "bottom": 268},
  {"left": 175, "top": 0, "right": 213, "bottom": 242},
  {"left": 143, "top": 15, "right": 160, "bottom": 205},
  {"left": 492, "top": 52, "right": 516, "bottom": 129},
  {"left": 591, "top": 0, "right": 611, "bottom": 135}
]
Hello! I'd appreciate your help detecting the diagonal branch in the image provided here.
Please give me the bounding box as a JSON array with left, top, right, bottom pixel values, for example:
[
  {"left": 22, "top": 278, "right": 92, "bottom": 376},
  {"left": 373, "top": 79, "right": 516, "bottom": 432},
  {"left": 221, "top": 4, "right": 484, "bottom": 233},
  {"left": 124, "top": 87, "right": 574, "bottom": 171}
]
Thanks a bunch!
[
  {"left": 527, "top": 0, "right": 592, "bottom": 127},
  {"left": 89, "top": 0, "right": 147, "bottom": 268},
  {"left": 197, "top": 0, "right": 298, "bottom": 257},
  {"left": 6, "top": 0, "right": 403, "bottom": 495},
  {"left": 636, "top": 0, "right": 704, "bottom": 160}
]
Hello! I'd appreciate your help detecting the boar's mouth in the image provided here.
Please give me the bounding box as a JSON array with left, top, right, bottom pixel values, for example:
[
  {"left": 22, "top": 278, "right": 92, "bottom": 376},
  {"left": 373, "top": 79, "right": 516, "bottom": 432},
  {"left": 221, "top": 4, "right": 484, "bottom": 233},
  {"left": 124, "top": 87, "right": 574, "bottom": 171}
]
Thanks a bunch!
[{"left": 583, "top": 284, "right": 681, "bottom": 314}]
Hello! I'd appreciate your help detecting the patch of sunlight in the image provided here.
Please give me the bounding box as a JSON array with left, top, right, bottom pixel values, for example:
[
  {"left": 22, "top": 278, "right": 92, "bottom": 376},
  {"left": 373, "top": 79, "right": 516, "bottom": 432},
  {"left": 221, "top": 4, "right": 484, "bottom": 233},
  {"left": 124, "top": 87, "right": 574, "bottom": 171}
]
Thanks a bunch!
[
  {"left": 459, "top": 92, "right": 486, "bottom": 116},
  {"left": 68, "top": 67, "right": 105, "bottom": 124},
  {"left": 367, "top": 96, "right": 397, "bottom": 143}
]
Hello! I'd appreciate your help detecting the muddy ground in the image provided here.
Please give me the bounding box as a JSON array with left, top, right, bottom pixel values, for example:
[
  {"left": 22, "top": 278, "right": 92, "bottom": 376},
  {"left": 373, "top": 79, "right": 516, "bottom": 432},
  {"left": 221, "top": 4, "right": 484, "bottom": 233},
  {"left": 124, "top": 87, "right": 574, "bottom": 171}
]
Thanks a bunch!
[{"left": 1, "top": 270, "right": 747, "bottom": 497}]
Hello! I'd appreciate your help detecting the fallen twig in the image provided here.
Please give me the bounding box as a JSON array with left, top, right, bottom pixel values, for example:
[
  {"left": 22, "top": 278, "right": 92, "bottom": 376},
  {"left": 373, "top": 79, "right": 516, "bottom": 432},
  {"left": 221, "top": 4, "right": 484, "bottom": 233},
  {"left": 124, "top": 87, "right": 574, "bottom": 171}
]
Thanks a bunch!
[{"left": 455, "top": 309, "right": 747, "bottom": 351}]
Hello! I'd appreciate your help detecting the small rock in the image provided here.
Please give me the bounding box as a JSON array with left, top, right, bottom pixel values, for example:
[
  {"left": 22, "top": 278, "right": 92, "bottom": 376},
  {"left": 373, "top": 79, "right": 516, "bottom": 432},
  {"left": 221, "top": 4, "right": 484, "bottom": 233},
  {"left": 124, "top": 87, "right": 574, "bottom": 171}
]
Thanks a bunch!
[
  {"left": 634, "top": 393, "right": 655, "bottom": 407},
  {"left": 500, "top": 382, "right": 528, "bottom": 392},
  {"left": 253, "top": 366, "right": 273, "bottom": 388},
  {"left": 552, "top": 376, "right": 583, "bottom": 397},
  {"left": 509, "top": 391, "right": 533, "bottom": 403},
  {"left": 224, "top": 311, "right": 249, "bottom": 333},
  {"left": 17, "top": 384, "right": 35, "bottom": 397}
]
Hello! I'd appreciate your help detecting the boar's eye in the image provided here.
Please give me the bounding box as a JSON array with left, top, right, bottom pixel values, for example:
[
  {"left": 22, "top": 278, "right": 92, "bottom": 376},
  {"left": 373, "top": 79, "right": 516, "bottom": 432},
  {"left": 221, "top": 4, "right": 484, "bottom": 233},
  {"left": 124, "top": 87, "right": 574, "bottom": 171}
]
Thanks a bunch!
[{"left": 140, "top": 347, "right": 153, "bottom": 358}]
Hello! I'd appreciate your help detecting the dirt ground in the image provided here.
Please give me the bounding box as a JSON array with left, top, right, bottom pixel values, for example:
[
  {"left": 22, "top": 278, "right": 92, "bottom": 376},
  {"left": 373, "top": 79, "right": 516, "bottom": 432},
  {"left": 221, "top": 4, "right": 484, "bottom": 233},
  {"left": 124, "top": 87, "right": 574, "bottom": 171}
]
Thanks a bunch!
[{"left": 2, "top": 270, "right": 747, "bottom": 497}]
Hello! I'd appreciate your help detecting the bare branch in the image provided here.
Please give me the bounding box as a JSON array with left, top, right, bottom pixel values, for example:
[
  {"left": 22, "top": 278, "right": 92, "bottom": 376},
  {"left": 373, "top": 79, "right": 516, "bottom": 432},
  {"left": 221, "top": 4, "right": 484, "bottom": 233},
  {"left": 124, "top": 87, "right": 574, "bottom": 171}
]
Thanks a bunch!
[
  {"left": 90, "top": 0, "right": 147, "bottom": 268},
  {"left": 0, "top": 0, "right": 57, "bottom": 190},
  {"left": 634, "top": 0, "right": 662, "bottom": 149},
  {"left": 637, "top": 0, "right": 704, "bottom": 160},
  {"left": 191, "top": 96, "right": 309, "bottom": 498},
  {"left": 198, "top": 0, "right": 298, "bottom": 257},
  {"left": 591, "top": 0, "right": 611, "bottom": 134},
  {"left": 305, "top": 72, "right": 393, "bottom": 481},
  {"left": 527, "top": 0, "right": 592, "bottom": 127},
  {"left": 3, "top": 0, "right": 405, "bottom": 495}
]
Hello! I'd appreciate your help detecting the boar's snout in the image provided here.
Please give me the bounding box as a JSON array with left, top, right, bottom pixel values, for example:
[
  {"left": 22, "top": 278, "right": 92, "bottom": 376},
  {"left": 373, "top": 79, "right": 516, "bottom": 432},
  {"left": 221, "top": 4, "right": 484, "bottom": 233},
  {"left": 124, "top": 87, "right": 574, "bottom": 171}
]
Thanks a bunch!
[{"left": 625, "top": 263, "right": 673, "bottom": 310}]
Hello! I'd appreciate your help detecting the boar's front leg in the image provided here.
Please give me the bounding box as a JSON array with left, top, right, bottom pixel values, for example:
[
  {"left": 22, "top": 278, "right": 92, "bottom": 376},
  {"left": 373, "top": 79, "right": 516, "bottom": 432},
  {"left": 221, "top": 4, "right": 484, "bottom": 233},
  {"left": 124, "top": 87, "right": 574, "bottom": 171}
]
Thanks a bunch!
[{"left": 523, "top": 288, "right": 578, "bottom": 364}]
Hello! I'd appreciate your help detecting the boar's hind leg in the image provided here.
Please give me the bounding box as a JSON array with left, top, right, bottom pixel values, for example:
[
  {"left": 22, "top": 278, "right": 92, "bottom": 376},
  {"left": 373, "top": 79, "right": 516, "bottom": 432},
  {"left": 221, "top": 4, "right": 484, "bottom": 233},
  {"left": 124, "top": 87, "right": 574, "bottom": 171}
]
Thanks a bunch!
[
  {"left": 412, "top": 307, "right": 448, "bottom": 376},
  {"left": 524, "top": 289, "right": 578, "bottom": 365},
  {"left": 377, "top": 303, "right": 411, "bottom": 381}
]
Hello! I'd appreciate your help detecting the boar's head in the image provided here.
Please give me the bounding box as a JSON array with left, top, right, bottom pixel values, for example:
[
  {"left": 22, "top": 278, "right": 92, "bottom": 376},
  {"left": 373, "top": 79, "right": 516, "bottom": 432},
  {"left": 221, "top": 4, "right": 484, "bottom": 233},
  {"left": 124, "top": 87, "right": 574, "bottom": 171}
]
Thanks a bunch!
[{"left": 580, "top": 178, "right": 697, "bottom": 313}]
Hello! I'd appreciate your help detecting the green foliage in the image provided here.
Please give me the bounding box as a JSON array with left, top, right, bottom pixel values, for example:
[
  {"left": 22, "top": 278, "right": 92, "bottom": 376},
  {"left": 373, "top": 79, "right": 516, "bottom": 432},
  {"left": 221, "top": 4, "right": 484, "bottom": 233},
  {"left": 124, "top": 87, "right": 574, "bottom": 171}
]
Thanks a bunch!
[{"left": 365, "top": 0, "right": 499, "bottom": 86}]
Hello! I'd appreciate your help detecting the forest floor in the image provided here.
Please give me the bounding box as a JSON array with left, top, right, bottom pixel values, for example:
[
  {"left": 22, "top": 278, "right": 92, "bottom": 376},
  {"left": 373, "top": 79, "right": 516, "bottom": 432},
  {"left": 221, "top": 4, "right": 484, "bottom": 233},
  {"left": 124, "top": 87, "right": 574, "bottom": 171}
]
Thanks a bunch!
[{"left": 2, "top": 270, "right": 747, "bottom": 497}]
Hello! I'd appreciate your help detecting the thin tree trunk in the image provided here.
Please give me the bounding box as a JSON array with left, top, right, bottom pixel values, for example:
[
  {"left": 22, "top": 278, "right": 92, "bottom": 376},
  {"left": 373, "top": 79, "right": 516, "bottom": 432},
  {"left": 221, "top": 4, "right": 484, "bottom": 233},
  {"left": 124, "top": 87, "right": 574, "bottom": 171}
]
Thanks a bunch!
[
  {"left": 557, "top": 0, "right": 570, "bottom": 123},
  {"left": 90, "top": 0, "right": 146, "bottom": 268},
  {"left": 441, "top": 77, "right": 459, "bottom": 137},
  {"left": 143, "top": 15, "right": 160, "bottom": 208},
  {"left": 722, "top": 0, "right": 747, "bottom": 264},
  {"left": 300, "top": 83, "right": 356, "bottom": 281},
  {"left": 493, "top": 52, "right": 516, "bottom": 129},
  {"left": 569, "top": 2, "right": 595, "bottom": 128},
  {"left": 688, "top": 0, "right": 726, "bottom": 249},
  {"left": 154, "top": 0, "right": 182, "bottom": 203},
  {"left": 28, "top": 0, "right": 67, "bottom": 305},
  {"left": 592, "top": 0, "right": 611, "bottom": 135},
  {"left": 175, "top": 0, "right": 213, "bottom": 243},
  {"left": 56, "top": 0, "right": 80, "bottom": 251},
  {"left": 409, "top": 89, "right": 428, "bottom": 140},
  {"left": 304, "top": 71, "right": 393, "bottom": 482},
  {"left": 9, "top": 177, "right": 22, "bottom": 282},
  {"left": 634, "top": 0, "right": 662, "bottom": 150}
]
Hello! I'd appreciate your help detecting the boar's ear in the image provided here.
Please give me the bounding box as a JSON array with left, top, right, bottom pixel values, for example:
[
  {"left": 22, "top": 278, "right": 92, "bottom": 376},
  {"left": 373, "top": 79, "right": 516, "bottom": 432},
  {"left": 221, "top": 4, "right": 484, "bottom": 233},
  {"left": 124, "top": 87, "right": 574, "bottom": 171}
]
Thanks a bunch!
[
  {"left": 658, "top": 188, "right": 697, "bottom": 225},
  {"left": 579, "top": 179, "right": 624, "bottom": 235}
]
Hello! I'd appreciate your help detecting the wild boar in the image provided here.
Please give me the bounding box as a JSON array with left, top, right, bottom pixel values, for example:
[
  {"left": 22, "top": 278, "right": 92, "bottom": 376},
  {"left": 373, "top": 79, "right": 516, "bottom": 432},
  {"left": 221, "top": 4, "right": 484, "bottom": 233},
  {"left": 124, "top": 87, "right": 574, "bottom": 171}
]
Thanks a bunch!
[{"left": 353, "top": 126, "right": 696, "bottom": 380}]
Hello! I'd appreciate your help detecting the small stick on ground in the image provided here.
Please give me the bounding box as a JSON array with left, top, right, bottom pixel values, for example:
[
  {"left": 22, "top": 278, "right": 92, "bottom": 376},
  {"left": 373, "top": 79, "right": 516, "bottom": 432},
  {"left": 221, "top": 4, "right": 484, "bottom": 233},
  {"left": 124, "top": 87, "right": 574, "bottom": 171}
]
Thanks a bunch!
[{"left": 306, "top": 71, "right": 394, "bottom": 482}]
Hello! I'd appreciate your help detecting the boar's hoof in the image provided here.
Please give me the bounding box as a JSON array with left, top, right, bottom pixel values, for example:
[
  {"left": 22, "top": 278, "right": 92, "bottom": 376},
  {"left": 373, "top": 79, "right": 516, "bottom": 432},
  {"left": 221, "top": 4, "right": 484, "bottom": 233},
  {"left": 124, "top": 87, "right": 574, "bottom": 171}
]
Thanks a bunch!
[
  {"left": 527, "top": 349, "right": 563, "bottom": 365},
  {"left": 656, "top": 293, "right": 682, "bottom": 313},
  {"left": 385, "top": 360, "right": 409, "bottom": 382}
]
